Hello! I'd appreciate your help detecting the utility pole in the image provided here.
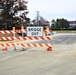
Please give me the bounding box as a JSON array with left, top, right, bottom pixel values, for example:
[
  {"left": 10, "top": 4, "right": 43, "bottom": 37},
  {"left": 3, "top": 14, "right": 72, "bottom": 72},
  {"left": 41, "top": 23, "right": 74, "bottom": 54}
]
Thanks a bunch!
[{"left": 36, "top": 11, "right": 39, "bottom": 26}]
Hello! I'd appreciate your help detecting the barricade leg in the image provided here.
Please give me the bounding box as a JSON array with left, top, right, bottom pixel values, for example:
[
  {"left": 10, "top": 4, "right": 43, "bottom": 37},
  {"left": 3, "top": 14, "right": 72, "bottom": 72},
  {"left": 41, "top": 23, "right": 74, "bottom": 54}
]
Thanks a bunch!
[
  {"left": 2, "top": 46, "right": 7, "bottom": 51},
  {"left": 47, "top": 46, "right": 52, "bottom": 51},
  {"left": 14, "top": 46, "right": 17, "bottom": 50}
]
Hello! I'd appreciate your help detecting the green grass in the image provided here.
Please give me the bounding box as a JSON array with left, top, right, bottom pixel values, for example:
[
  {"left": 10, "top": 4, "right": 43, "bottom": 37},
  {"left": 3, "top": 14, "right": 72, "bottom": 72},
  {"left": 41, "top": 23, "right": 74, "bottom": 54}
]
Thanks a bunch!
[{"left": 53, "top": 30, "right": 76, "bottom": 33}]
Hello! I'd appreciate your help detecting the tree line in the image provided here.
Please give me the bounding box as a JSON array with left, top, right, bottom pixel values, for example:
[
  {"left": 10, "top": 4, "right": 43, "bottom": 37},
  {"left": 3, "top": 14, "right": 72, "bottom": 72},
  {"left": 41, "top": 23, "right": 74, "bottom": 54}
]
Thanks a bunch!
[{"left": 51, "top": 18, "right": 70, "bottom": 30}]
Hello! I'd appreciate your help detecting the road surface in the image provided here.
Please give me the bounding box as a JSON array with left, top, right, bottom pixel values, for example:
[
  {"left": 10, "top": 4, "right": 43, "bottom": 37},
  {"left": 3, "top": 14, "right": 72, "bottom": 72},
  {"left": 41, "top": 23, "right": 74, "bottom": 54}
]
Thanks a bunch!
[{"left": 0, "top": 33, "right": 76, "bottom": 75}]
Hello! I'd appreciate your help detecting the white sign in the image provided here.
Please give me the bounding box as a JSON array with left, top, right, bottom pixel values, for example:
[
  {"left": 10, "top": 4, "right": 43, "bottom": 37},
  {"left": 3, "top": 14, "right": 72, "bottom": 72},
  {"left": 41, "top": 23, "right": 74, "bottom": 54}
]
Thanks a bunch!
[{"left": 27, "top": 26, "right": 43, "bottom": 36}]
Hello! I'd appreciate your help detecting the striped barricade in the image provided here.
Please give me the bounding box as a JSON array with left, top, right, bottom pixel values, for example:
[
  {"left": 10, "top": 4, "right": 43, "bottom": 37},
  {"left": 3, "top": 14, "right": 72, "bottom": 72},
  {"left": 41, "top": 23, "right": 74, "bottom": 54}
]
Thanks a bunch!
[
  {"left": 0, "top": 29, "right": 52, "bottom": 34},
  {"left": 0, "top": 29, "right": 27, "bottom": 34},
  {"left": 0, "top": 43, "right": 52, "bottom": 47},
  {"left": 0, "top": 43, "right": 18, "bottom": 47},
  {"left": 0, "top": 29, "right": 53, "bottom": 51},
  {"left": 0, "top": 36, "right": 52, "bottom": 40}
]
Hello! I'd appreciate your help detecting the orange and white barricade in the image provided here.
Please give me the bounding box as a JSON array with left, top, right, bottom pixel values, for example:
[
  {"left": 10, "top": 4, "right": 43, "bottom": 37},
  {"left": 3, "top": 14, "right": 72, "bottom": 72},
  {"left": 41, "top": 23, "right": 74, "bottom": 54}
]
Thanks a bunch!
[
  {"left": 0, "top": 36, "right": 52, "bottom": 40},
  {"left": 0, "top": 43, "right": 52, "bottom": 47},
  {"left": 0, "top": 27, "right": 53, "bottom": 51},
  {"left": 0, "top": 29, "right": 52, "bottom": 34}
]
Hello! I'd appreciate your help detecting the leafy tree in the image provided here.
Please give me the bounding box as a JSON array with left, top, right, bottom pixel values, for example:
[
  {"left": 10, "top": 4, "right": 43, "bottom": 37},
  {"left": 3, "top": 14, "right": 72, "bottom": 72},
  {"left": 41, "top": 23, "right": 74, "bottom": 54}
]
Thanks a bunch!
[
  {"left": 59, "top": 18, "right": 69, "bottom": 29},
  {"left": 51, "top": 18, "right": 69, "bottom": 29},
  {"left": 51, "top": 19, "right": 56, "bottom": 29},
  {"left": 0, "top": 0, "right": 30, "bottom": 30},
  {"left": 55, "top": 18, "right": 61, "bottom": 29}
]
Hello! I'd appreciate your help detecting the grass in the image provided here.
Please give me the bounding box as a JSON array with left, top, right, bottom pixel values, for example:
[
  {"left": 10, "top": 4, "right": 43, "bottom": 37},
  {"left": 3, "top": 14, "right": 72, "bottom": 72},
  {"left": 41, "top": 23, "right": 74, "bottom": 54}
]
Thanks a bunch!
[{"left": 53, "top": 30, "right": 76, "bottom": 33}]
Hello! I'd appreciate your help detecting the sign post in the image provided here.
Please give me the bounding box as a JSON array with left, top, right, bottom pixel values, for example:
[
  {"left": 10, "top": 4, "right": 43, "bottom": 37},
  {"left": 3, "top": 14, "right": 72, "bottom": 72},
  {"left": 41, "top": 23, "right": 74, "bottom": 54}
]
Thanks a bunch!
[
  {"left": 45, "top": 26, "right": 50, "bottom": 44},
  {"left": 13, "top": 27, "right": 15, "bottom": 43},
  {"left": 21, "top": 26, "right": 24, "bottom": 37},
  {"left": 27, "top": 26, "right": 43, "bottom": 36},
  {"left": 13, "top": 27, "right": 16, "bottom": 50}
]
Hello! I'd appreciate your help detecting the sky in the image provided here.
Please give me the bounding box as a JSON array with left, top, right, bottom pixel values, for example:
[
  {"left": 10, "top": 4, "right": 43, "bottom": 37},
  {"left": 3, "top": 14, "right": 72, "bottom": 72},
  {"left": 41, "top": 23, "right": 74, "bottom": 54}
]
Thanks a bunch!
[{"left": 27, "top": 0, "right": 76, "bottom": 21}]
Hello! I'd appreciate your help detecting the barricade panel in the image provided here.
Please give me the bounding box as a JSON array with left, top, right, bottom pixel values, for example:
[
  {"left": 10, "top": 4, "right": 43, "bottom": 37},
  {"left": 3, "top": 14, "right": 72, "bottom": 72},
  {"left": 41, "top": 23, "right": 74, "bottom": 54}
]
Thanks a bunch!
[
  {"left": 0, "top": 36, "right": 52, "bottom": 40},
  {"left": 0, "top": 28, "right": 53, "bottom": 51}
]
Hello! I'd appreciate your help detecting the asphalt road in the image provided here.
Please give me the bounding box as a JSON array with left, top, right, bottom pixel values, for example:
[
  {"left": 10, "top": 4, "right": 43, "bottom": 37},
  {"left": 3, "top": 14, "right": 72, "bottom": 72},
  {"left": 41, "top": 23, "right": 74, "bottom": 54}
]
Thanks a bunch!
[
  {"left": 27, "top": 33, "right": 76, "bottom": 45},
  {"left": 0, "top": 33, "right": 76, "bottom": 75}
]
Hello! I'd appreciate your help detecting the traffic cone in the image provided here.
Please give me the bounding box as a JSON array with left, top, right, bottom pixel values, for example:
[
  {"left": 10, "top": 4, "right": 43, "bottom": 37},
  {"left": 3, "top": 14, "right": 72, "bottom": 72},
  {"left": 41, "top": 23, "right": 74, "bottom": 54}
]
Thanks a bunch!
[
  {"left": 47, "top": 46, "right": 52, "bottom": 51},
  {"left": 2, "top": 46, "right": 7, "bottom": 51}
]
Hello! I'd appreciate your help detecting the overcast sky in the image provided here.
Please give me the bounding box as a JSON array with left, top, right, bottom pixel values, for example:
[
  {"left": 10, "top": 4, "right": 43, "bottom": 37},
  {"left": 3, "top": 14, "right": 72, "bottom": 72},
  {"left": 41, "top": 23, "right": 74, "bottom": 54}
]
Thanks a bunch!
[{"left": 27, "top": 0, "right": 76, "bottom": 21}]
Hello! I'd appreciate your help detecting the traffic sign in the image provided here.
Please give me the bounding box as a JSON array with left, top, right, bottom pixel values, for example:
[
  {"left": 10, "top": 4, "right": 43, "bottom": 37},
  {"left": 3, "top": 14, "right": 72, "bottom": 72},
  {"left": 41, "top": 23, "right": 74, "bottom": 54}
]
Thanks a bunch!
[{"left": 27, "top": 26, "right": 43, "bottom": 36}]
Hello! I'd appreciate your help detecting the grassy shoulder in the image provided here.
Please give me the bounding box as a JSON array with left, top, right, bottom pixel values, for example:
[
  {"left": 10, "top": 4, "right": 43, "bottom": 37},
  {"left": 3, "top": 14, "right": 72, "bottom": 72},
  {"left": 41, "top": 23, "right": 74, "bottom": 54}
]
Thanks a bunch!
[{"left": 53, "top": 30, "right": 76, "bottom": 33}]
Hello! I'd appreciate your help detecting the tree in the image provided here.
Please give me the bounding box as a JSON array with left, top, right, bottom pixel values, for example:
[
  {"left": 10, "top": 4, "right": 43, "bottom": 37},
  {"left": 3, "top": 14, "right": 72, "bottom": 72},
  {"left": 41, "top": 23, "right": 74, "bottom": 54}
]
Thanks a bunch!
[
  {"left": 51, "top": 18, "right": 69, "bottom": 29},
  {"left": 59, "top": 18, "right": 69, "bottom": 29},
  {"left": 0, "top": 0, "right": 30, "bottom": 30},
  {"left": 51, "top": 19, "right": 56, "bottom": 29}
]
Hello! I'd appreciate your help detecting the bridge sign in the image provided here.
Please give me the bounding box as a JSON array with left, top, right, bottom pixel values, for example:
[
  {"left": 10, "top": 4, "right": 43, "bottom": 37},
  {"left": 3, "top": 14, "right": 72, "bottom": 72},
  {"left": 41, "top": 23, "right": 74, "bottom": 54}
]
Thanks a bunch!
[{"left": 27, "top": 26, "right": 43, "bottom": 36}]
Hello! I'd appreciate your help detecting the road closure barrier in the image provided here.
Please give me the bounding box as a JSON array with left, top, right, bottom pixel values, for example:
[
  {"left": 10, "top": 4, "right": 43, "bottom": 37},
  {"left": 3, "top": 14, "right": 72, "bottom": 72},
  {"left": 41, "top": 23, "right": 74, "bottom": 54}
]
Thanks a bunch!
[
  {"left": 0, "top": 26, "right": 53, "bottom": 51},
  {"left": 0, "top": 43, "right": 52, "bottom": 47},
  {"left": 0, "top": 29, "right": 52, "bottom": 34},
  {"left": 0, "top": 36, "right": 52, "bottom": 40}
]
